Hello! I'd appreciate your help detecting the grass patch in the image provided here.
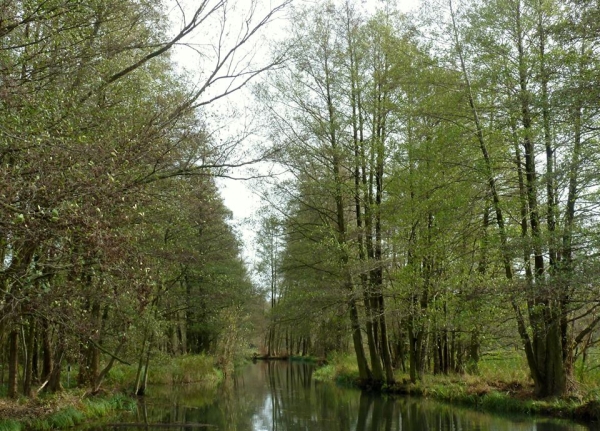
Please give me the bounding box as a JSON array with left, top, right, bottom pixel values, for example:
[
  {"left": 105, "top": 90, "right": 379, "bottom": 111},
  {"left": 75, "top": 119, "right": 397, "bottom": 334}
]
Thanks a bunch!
[
  {"left": 316, "top": 353, "right": 600, "bottom": 421},
  {"left": 107, "top": 354, "right": 223, "bottom": 389},
  {"left": 0, "top": 420, "right": 20, "bottom": 431},
  {"left": 29, "top": 406, "right": 86, "bottom": 430},
  {"left": 313, "top": 354, "right": 359, "bottom": 387},
  {"left": 0, "top": 391, "right": 137, "bottom": 431},
  {"left": 164, "top": 355, "right": 219, "bottom": 385},
  {"left": 477, "top": 352, "right": 530, "bottom": 383},
  {"left": 313, "top": 364, "right": 336, "bottom": 381}
]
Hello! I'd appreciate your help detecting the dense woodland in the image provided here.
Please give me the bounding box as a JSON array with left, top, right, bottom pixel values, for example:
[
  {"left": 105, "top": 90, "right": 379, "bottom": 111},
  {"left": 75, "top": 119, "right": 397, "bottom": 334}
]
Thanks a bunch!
[
  {"left": 0, "top": 0, "right": 286, "bottom": 399},
  {"left": 0, "top": 0, "right": 599, "bottom": 404},
  {"left": 255, "top": 0, "right": 600, "bottom": 398}
]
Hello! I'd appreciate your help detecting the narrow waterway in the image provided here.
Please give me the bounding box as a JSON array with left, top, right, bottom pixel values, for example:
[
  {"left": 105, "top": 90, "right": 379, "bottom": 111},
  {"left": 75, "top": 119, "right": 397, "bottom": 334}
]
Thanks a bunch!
[{"left": 94, "top": 361, "right": 596, "bottom": 430}]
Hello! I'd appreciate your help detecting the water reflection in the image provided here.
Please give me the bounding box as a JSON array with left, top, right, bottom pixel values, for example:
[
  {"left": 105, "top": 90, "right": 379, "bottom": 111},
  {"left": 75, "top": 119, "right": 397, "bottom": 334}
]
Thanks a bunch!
[{"left": 95, "top": 361, "right": 595, "bottom": 431}]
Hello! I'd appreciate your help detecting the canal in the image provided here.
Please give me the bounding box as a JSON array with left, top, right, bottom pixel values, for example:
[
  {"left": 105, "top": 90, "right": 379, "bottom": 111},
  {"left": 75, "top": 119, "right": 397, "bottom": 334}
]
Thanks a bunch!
[{"left": 93, "top": 361, "right": 596, "bottom": 430}]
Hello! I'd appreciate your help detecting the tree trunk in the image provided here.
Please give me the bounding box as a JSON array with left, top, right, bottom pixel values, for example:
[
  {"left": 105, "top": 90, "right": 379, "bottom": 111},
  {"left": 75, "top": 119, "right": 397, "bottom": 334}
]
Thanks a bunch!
[
  {"left": 23, "top": 318, "right": 35, "bottom": 397},
  {"left": 41, "top": 321, "right": 53, "bottom": 383},
  {"left": 467, "top": 329, "right": 480, "bottom": 374},
  {"left": 7, "top": 330, "right": 19, "bottom": 398},
  {"left": 349, "top": 296, "right": 371, "bottom": 382},
  {"left": 48, "top": 347, "right": 64, "bottom": 393}
]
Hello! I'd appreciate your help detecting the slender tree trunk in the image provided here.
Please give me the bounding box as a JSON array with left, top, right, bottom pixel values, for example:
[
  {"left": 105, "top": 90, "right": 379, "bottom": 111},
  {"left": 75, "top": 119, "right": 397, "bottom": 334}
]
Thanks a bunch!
[
  {"left": 41, "top": 320, "right": 53, "bottom": 383},
  {"left": 31, "top": 331, "right": 39, "bottom": 385},
  {"left": 48, "top": 346, "right": 64, "bottom": 393},
  {"left": 23, "top": 318, "right": 35, "bottom": 397},
  {"left": 7, "top": 330, "right": 19, "bottom": 398},
  {"left": 349, "top": 296, "right": 371, "bottom": 382},
  {"left": 449, "top": 0, "right": 554, "bottom": 395},
  {"left": 134, "top": 330, "right": 149, "bottom": 395},
  {"left": 517, "top": 1, "right": 565, "bottom": 397},
  {"left": 324, "top": 51, "right": 371, "bottom": 383},
  {"left": 137, "top": 337, "right": 152, "bottom": 396}
]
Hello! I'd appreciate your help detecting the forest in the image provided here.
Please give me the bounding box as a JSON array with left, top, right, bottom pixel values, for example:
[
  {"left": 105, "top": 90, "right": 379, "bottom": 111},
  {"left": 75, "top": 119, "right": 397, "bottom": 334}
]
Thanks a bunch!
[
  {"left": 0, "top": 0, "right": 285, "bottom": 401},
  {"left": 254, "top": 0, "right": 600, "bottom": 399},
  {"left": 0, "top": 0, "right": 599, "bottom": 413}
]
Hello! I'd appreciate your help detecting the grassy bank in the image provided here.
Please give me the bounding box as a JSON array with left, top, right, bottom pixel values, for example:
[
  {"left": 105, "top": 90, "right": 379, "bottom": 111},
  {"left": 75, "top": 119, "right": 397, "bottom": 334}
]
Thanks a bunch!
[
  {"left": 313, "top": 354, "right": 600, "bottom": 422},
  {"left": 107, "top": 354, "right": 223, "bottom": 388},
  {"left": 1, "top": 354, "right": 223, "bottom": 430},
  {"left": 0, "top": 392, "right": 136, "bottom": 431}
]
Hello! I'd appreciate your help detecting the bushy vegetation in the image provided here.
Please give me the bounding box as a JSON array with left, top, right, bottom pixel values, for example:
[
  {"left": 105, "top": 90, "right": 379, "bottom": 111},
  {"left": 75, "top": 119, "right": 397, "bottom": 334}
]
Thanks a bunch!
[
  {"left": 111, "top": 355, "right": 222, "bottom": 386},
  {"left": 0, "top": 392, "right": 137, "bottom": 431}
]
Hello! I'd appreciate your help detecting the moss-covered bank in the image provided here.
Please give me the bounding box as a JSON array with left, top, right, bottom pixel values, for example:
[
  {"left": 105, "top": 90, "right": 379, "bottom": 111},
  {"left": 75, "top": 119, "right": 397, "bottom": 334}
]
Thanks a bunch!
[{"left": 313, "top": 355, "right": 600, "bottom": 422}]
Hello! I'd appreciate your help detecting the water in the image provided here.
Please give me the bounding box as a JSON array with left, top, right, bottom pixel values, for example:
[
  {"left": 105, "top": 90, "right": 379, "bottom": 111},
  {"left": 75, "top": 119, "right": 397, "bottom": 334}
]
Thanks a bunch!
[{"left": 94, "top": 361, "right": 597, "bottom": 431}]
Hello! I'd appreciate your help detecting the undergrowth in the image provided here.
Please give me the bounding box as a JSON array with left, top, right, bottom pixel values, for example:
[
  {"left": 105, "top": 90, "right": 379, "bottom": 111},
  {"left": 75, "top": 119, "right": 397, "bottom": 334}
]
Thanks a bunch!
[
  {"left": 0, "top": 392, "right": 137, "bottom": 431},
  {"left": 315, "top": 353, "right": 600, "bottom": 421},
  {"left": 106, "top": 354, "right": 222, "bottom": 388},
  {"left": 0, "top": 420, "right": 20, "bottom": 431}
]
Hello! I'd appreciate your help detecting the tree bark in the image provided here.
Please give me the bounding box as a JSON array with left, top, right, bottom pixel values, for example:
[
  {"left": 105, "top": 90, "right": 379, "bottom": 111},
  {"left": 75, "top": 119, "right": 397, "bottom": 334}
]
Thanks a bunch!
[
  {"left": 7, "top": 330, "right": 19, "bottom": 398},
  {"left": 23, "top": 318, "right": 35, "bottom": 397}
]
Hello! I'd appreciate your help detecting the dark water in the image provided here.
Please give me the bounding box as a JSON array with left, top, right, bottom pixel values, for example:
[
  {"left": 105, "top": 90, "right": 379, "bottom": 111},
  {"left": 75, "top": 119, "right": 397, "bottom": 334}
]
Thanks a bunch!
[{"left": 95, "top": 361, "right": 596, "bottom": 431}]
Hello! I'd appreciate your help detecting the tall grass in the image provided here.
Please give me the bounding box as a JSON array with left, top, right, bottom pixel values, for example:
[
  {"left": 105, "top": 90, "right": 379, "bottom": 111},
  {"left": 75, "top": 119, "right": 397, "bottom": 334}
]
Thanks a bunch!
[
  {"left": 163, "top": 355, "right": 219, "bottom": 385},
  {"left": 313, "top": 353, "right": 359, "bottom": 387},
  {"left": 0, "top": 392, "right": 138, "bottom": 431},
  {"left": 477, "top": 352, "right": 529, "bottom": 384},
  {"left": 29, "top": 406, "right": 86, "bottom": 430},
  {"left": 0, "top": 420, "right": 21, "bottom": 431},
  {"left": 107, "top": 354, "right": 222, "bottom": 388},
  {"left": 315, "top": 351, "right": 600, "bottom": 420}
]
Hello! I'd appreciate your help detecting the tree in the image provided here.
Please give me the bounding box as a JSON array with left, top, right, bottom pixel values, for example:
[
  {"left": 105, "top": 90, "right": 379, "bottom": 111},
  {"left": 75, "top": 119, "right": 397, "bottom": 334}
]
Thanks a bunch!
[{"left": 0, "top": 0, "right": 288, "bottom": 397}]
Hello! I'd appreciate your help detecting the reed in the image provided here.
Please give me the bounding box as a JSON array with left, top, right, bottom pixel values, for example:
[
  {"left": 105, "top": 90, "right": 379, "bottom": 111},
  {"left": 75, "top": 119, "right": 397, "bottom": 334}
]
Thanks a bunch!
[{"left": 107, "top": 354, "right": 222, "bottom": 387}]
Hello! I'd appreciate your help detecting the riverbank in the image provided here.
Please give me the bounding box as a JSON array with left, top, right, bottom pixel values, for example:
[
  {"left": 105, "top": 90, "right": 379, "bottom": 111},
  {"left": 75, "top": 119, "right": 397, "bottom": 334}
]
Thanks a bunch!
[
  {"left": 1, "top": 354, "right": 223, "bottom": 430},
  {"left": 0, "top": 391, "right": 136, "bottom": 431},
  {"left": 252, "top": 354, "right": 322, "bottom": 364},
  {"left": 313, "top": 354, "right": 600, "bottom": 422}
]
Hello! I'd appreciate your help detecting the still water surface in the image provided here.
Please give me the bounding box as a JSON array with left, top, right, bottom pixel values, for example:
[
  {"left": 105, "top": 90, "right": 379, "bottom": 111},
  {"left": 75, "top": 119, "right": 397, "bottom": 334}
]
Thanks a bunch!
[{"left": 95, "top": 361, "right": 597, "bottom": 431}]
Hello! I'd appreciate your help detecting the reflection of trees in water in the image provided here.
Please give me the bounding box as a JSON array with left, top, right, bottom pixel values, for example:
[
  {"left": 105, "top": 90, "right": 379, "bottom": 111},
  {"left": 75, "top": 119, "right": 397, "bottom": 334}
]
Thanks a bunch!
[{"left": 116, "top": 362, "right": 589, "bottom": 431}]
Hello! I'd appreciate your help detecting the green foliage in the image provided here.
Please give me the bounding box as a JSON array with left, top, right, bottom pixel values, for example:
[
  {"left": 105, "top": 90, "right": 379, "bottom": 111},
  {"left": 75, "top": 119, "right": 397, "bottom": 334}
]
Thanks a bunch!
[
  {"left": 28, "top": 408, "right": 82, "bottom": 430},
  {"left": 313, "top": 354, "right": 360, "bottom": 387},
  {"left": 155, "top": 355, "right": 221, "bottom": 385},
  {"left": 254, "top": 0, "right": 600, "bottom": 399},
  {"left": 313, "top": 365, "right": 336, "bottom": 382},
  {"left": 3, "top": 392, "right": 137, "bottom": 431},
  {"left": 319, "top": 353, "right": 600, "bottom": 419},
  {"left": 107, "top": 355, "right": 222, "bottom": 388},
  {"left": 81, "top": 399, "right": 115, "bottom": 418},
  {"left": 0, "top": 420, "right": 21, "bottom": 431},
  {"left": 103, "top": 394, "right": 138, "bottom": 412},
  {"left": 477, "top": 353, "right": 530, "bottom": 383},
  {"left": 0, "top": 0, "right": 283, "bottom": 398}
]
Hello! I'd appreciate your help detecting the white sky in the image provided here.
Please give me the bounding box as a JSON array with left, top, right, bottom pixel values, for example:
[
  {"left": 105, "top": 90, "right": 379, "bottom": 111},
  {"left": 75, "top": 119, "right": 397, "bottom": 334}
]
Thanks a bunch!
[{"left": 171, "top": 0, "right": 420, "bottom": 266}]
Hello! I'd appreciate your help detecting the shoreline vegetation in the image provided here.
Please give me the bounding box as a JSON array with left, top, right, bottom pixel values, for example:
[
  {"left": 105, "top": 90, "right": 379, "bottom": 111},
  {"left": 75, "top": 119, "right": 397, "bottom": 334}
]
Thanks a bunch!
[
  {"left": 0, "top": 392, "right": 137, "bottom": 431},
  {"left": 0, "top": 355, "right": 223, "bottom": 431},
  {"left": 311, "top": 354, "right": 600, "bottom": 423},
  {"left": 4, "top": 354, "right": 600, "bottom": 430}
]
